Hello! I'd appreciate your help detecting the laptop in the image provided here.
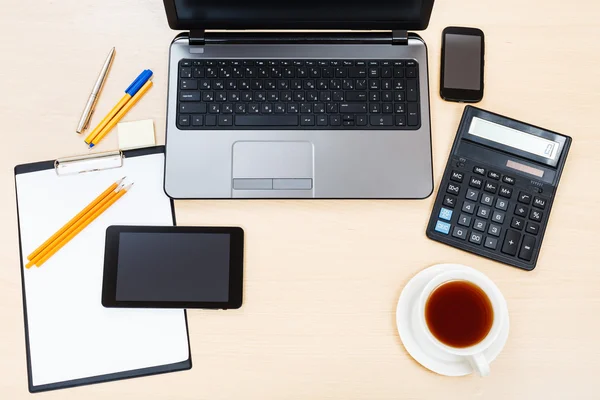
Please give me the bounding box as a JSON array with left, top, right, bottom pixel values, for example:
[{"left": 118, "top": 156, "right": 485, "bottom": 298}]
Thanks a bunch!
[{"left": 162, "top": 0, "right": 435, "bottom": 199}]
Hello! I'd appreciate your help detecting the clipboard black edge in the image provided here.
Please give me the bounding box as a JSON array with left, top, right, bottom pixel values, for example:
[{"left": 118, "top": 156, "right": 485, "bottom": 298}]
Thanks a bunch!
[{"left": 14, "top": 146, "right": 192, "bottom": 393}]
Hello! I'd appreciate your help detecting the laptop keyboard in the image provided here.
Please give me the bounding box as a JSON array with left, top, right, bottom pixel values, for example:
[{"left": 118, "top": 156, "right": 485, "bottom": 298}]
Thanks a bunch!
[{"left": 176, "top": 59, "right": 420, "bottom": 130}]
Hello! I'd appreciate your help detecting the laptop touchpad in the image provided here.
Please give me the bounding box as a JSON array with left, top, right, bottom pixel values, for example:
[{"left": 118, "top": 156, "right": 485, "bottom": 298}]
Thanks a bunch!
[{"left": 232, "top": 141, "right": 313, "bottom": 190}]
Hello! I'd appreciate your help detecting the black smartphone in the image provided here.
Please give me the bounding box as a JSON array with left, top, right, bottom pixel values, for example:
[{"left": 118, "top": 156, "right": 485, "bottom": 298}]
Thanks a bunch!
[{"left": 440, "top": 27, "right": 485, "bottom": 103}]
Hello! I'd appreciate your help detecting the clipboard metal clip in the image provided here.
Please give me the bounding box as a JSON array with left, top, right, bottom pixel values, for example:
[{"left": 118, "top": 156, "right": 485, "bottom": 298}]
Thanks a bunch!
[{"left": 54, "top": 150, "right": 123, "bottom": 176}]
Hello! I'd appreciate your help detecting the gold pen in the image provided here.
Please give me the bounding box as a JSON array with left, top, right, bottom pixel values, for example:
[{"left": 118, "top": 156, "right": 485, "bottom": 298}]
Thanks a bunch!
[{"left": 76, "top": 47, "right": 116, "bottom": 134}]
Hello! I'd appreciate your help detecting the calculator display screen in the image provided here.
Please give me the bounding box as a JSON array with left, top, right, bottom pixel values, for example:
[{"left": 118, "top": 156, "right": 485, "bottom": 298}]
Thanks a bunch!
[{"left": 468, "top": 117, "right": 560, "bottom": 161}]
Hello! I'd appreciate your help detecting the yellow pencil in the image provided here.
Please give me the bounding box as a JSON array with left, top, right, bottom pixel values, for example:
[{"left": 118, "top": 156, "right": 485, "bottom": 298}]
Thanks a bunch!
[
  {"left": 84, "top": 94, "right": 131, "bottom": 144},
  {"left": 31, "top": 183, "right": 133, "bottom": 268},
  {"left": 90, "top": 80, "right": 153, "bottom": 147},
  {"left": 26, "top": 177, "right": 125, "bottom": 261}
]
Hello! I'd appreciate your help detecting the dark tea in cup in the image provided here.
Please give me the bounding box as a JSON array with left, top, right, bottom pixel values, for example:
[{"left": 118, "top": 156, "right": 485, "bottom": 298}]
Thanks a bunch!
[{"left": 424, "top": 280, "right": 494, "bottom": 348}]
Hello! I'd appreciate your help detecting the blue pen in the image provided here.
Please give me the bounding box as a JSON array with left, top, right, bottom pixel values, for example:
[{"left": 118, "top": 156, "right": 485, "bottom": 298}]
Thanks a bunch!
[{"left": 85, "top": 69, "right": 153, "bottom": 146}]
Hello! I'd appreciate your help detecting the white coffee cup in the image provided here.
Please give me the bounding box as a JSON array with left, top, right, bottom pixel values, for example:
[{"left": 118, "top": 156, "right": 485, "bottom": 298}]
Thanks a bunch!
[{"left": 416, "top": 269, "right": 506, "bottom": 377}]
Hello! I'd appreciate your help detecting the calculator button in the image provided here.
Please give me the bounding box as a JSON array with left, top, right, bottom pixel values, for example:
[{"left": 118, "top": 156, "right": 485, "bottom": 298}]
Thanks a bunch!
[
  {"left": 501, "top": 230, "right": 521, "bottom": 256},
  {"left": 473, "top": 219, "right": 487, "bottom": 232},
  {"left": 495, "top": 198, "right": 509, "bottom": 211},
  {"left": 462, "top": 201, "right": 476, "bottom": 214},
  {"left": 518, "top": 192, "right": 532, "bottom": 204},
  {"left": 487, "top": 171, "right": 500, "bottom": 180},
  {"left": 481, "top": 194, "right": 494, "bottom": 206},
  {"left": 469, "top": 232, "right": 483, "bottom": 245},
  {"left": 498, "top": 186, "right": 512, "bottom": 198},
  {"left": 447, "top": 183, "right": 461, "bottom": 195},
  {"left": 502, "top": 175, "right": 516, "bottom": 185},
  {"left": 488, "top": 224, "right": 501, "bottom": 237},
  {"left": 484, "top": 182, "right": 497, "bottom": 193},
  {"left": 530, "top": 209, "right": 543, "bottom": 222},
  {"left": 484, "top": 237, "right": 498, "bottom": 250},
  {"left": 510, "top": 217, "right": 525, "bottom": 230},
  {"left": 533, "top": 197, "right": 546, "bottom": 209},
  {"left": 515, "top": 205, "right": 529, "bottom": 217},
  {"left": 526, "top": 221, "right": 540, "bottom": 235},
  {"left": 518, "top": 235, "right": 536, "bottom": 261},
  {"left": 452, "top": 226, "right": 468, "bottom": 240},
  {"left": 466, "top": 188, "right": 479, "bottom": 201},
  {"left": 434, "top": 221, "right": 451, "bottom": 235},
  {"left": 469, "top": 177, "right": 483, "bottom": 189},
  {"left": 476, "top": 206, "right": 490, "bottom": 219},
  {"left": 443, "top": 195, "right": 457, "bottom": 208},
  {"left": 450, "top": 171, "right": 464, "bottom": 183},
  {"left": 473, "top": 166, "right": 486, "bottom": 175},
  {"left": 439, "top": 207, "right": 453, "bottom": 221},
  {"left": 491, "top": 210, "right": 505, "bottom": 224},
  {"left": 458, "top": 214, "right": 472, "bottom": 227}
]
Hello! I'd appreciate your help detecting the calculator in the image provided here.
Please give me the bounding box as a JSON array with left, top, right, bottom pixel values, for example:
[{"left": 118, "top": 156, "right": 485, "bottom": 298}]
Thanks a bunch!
[{"left": 426, "top": 106, "right": 571, "bottom": 271}]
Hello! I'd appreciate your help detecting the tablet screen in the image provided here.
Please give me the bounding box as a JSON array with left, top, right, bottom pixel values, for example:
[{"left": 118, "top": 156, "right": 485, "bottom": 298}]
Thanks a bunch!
[
  {"left": 116, "top": 232, "right": 230, "bottom": 302},
  {"left": 102, "top": 226, "right": 244, "bottom": 309}
]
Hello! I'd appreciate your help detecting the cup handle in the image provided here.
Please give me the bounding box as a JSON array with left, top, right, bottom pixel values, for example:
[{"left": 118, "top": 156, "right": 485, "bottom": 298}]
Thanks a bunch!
[{"left": 468, "top": 352, "right": 490, "bottom": 377}]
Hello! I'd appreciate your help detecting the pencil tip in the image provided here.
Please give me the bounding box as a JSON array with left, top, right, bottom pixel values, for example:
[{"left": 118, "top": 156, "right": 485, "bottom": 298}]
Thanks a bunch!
[
  {"left": 116, "top": 176, "right": 126, "bottom": 185},
  {"left": 124, "top": 183, "right": 134, "bottom": 191}
]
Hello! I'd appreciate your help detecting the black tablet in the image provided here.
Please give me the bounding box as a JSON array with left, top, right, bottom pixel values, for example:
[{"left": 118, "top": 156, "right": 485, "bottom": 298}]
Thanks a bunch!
[{"left": 102, "top": 226, "right": 244, "bottom": 309}]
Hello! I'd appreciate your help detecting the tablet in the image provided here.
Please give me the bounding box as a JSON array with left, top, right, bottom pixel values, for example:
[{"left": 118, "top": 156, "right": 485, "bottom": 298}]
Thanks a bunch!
[{"left": 102, "top": 226, "right": 244, "bottom": 309}]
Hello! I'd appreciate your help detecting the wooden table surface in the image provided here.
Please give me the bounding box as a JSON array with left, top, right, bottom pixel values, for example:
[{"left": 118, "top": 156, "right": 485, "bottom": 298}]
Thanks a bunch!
[{"left": 1, "top": 0, "right": 599, "bottom": 398}]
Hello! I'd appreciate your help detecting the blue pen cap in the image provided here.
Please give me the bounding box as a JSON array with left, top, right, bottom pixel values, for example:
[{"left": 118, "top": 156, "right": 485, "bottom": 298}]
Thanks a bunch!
[{"left": 125, "top": 70, "right": 153, "bottom": 96}]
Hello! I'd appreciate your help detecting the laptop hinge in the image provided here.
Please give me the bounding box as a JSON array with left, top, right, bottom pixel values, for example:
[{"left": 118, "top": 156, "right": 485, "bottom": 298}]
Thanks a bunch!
[
  {"left": 189, "top": 30, "right": 205, "bottom": 46},
  {"left": 391, "top": 30, "right": 408, "bottom": 45}
]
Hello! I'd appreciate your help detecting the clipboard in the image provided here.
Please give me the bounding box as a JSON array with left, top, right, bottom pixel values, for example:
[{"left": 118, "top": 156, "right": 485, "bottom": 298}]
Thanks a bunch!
[{"left": 14, "top": 146, "right": 192, "bottom": 393}]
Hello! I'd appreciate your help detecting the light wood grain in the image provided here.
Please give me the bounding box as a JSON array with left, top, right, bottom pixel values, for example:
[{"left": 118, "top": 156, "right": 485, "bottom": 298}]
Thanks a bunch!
[{"left": 1, "top": 0, "right": 600, "bottom": 398}]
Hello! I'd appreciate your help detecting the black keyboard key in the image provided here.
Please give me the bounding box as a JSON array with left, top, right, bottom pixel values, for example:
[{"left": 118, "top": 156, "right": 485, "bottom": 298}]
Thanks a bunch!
[
  {"left": 533, "top": 197, "right": 546, "bottom": 209},
  {"left": 192, "top": 115, "right": 203, "bottom": 126},
  {"left": 192, "top": 67, "right": 204, "bottom": 78},
  {"left": 370, "top": 115, "right": 393, "bottom": 126},
  {"left": 510, "top": 217, "right": 525, "bottom": 230},
  {"left": 515, "top": 205, "right": 528, "bottom": 217},
  {"left": 484, "top": 181, "right": 497, "bottom": 193},
  {"left": 219, "top": 115, "right": 233, "bottom": 126},
  {"left": 370, "top": 104, "right": 380, "bottom": 113},
  {"left": 407, "top": 103, "right": 419, "bottom": 126},
  {"left": 450, "top": 171, "right": 464, "bottom": 183},
  {"left": 498, "top": 186, "right": 512, "bottom": 198},
  {"left": 178, "top": 115, "right": 190, "bottom": 126},
  {"left": 179, "top": 103, "right": 206, "bottom": 114},
  {"left": 406, "top": 67, "right": 417, "bottom": 78},
  {"left": 487, "top": 171, "right": 500, "bottom": 180},
  {"left": 502, "top": 175, "right": 515, "bottom": 185},
  {"left": 340, "top": 103, "right": 367, "bottom": 113},
  {"left": 393, "top": 67, "right": 404, "bottom": 78},
  {"left": 518, "top": 235, "right": 535, "bottom": 261},
  {"left": 343, "top": 120, "right": 354, "bottom": 126},
  {"left": 317, "top": 115, "right": 328, "bottom": 126},
  {"left": 202, "top": 91, "right": 214, "bottom": 102},
  {"left": 395, "top": 115, "right": 406, "bottom": 126},
  {"left": 518, "top": 192, "right": 532, "bottom": 204},
  {"left": 330, "top": 115, "right": 341, "bottom": 126},
  {"left": 235, "top": 115, "right": 299, "bottom": 126},
  {"left": 473, "top": 166, "right": 486, "bottom": 175},
  {"left": 180, "top": 68, "right": 192, "bottom": 78},
  {"left": 205, "top": 115, "right": 217, "bottom": 126},
  {"left": 525, "top": 221, "right": 540, "bottom": 235},
  {"left": 180, "top": 92, "right": 200, "bottom": 102},
  {"left": 180, "top": 60, "right": 192, "bottom": 67},
  {"left": 261, "top": 103, "right": 273, "bottom": 114},
  {"left": 443, "top": 195, "right": 457, "bottom": 208},
  {"left": 356, "top": 115, "right": 367, "bottom": 126},
  {"left": 530, "top": 209, "right": 543, "bottom": 222},
  {"left": 446, "top": 182, "right": 461, "bottom": 195},
  {"left": 469, "top": 176, "right": 483, "bottom": 189},
  {"left": 501, "top": 230, "right": 521, "bottom": 256},
  {"left": 406, "top": 79, "right": 418, "bottom": 102},
  {"left": 301, "top": 115, "right": 315, "bottom": 126}
]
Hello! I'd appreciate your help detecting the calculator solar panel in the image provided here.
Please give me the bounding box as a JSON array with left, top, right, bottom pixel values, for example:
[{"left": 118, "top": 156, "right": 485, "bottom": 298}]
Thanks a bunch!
[{"left": 426, "top": 106, "right": 571, "bottom": 271}]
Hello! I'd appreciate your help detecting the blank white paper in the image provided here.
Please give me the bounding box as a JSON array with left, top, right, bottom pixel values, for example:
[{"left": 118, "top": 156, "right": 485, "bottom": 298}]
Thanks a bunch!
[{"left": 15, "top": 152, "right": 189, "bottom": 387}]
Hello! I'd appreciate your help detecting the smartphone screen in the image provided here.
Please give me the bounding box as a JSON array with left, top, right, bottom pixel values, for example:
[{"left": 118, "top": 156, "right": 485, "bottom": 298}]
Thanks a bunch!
[{"left": 440, "top": 27, "right": 485, "bottom": 102}]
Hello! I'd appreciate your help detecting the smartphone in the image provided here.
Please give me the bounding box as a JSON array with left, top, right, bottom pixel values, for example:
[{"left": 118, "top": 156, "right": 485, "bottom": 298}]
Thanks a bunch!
[{"left": 440, "top": 27, "right": 485, "bottom": 103}]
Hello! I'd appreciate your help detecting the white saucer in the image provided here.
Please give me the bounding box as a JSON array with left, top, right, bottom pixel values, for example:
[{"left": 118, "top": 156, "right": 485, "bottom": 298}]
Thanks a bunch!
[{"left": 396, "top": 264, "right": 509, "bottom": 376}]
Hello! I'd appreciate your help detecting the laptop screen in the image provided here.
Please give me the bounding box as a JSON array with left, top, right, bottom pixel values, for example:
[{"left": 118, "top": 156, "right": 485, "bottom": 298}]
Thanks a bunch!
[{"left": 166, "top": 0, "right": 434, "bottom": 30}]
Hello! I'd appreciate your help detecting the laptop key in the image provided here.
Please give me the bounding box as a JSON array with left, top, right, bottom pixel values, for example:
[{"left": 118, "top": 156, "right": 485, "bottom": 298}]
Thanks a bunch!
[
  {"left": 340, "top": 103, "right": 367, "bottom": 113},
  {"left": 370, "top": 115, "right": 393, "bottom": 126},
  {"left": 301, "top": 115, "right": 315, "bottom": 126},
  {"left": 235, "top": 116, "right": 299, "bottom": 126},
  {"left": 316, "top": 115, "right": 328, "bottom": 126},
  {"left": 219, "top": 115, "right": 233, "bottom": 126},
  {"left": 179, "top": 92, "right": 200, "bottom": 102}
]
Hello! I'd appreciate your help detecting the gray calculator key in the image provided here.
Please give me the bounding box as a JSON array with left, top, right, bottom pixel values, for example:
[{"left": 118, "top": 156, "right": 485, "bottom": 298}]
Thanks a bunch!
[
  {"left": 452, "top": 226, "right": 468, "bottom": 240},
  {"left": 484, "top": 237, "right": 498, "bottom": 250},
  {"left": 488, "top": 223, "right": 501, "bottom": 237},
  {"left": 466, "top": 188, "right": 479, "bottom": 201},
  {"left": 491, "top": 210, "right": 505, "bottom": 224},
  {"left": 495, "top": 198, "right": 509, "bottom": 211},
  {"left": 476, "top": 206, "right": 491, "bottom": 219},
  {"left": 458, "top": 214, "right": 472, "bottom": 227},
  {"left": 481, "top": 193, "right": 494, "bottom": 206},
  {"left": 469, "top": 232, "right": 483, "bottom": 245},
  {"left": 462, "top": 201, "right": 476, "bottom": 214},
  {"left": 473, "top": 219, "right": 487, "bottom": 232}
]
